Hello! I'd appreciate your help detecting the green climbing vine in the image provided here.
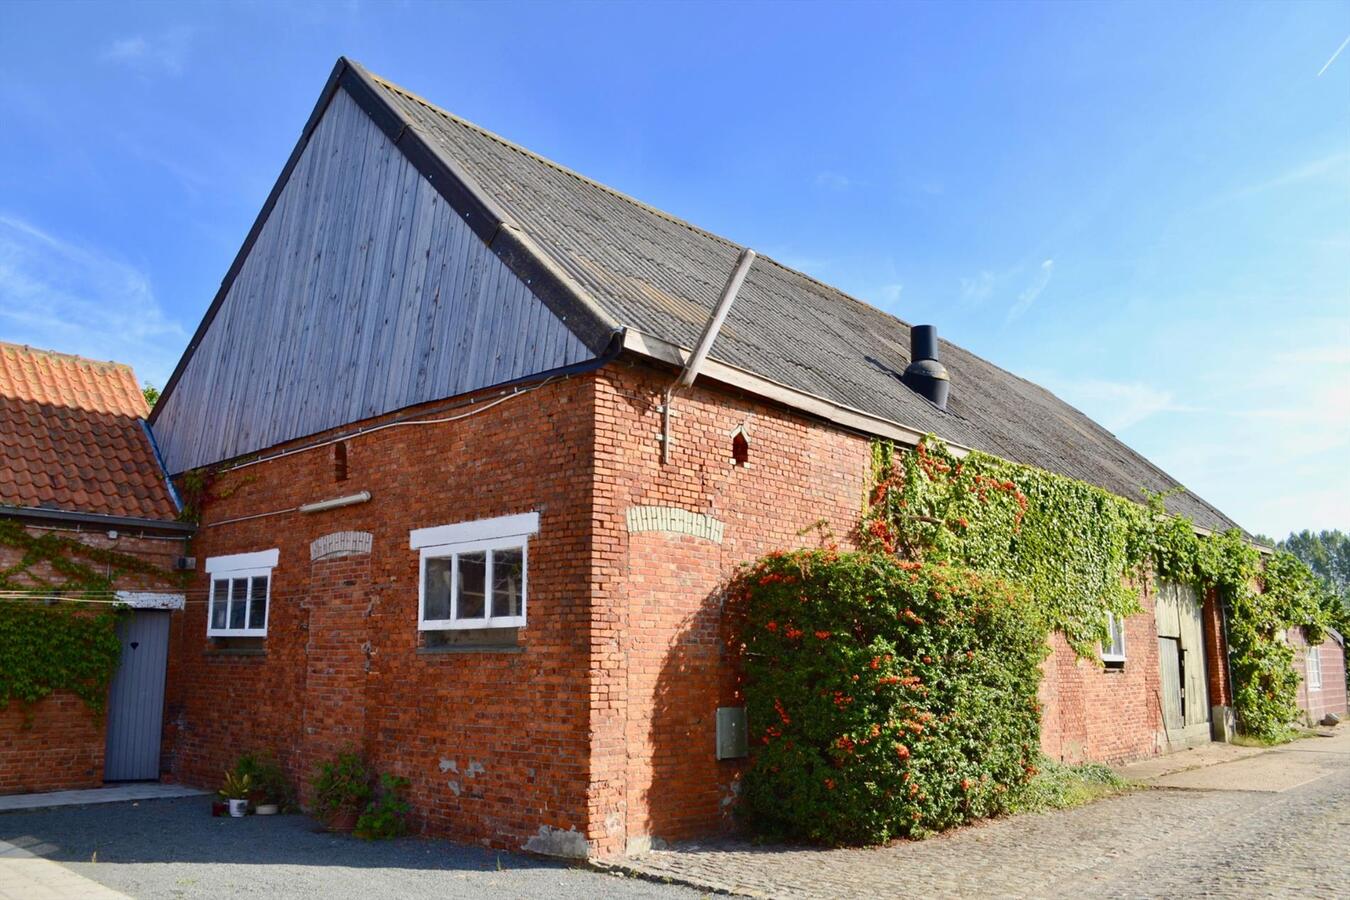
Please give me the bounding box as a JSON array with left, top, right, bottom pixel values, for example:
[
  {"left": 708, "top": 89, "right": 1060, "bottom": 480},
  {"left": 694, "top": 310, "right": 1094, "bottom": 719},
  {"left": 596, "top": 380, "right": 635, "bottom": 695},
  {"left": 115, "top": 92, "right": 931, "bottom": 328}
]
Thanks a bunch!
[
  {"left": 0, "top": 601, "right": 123, "bottom": 714},
  {"left": 860, "top": 436, "right": 1330, "bottom": 741},
  {"left": 0, "top": 519, "right": 180, "bottom": 715}
]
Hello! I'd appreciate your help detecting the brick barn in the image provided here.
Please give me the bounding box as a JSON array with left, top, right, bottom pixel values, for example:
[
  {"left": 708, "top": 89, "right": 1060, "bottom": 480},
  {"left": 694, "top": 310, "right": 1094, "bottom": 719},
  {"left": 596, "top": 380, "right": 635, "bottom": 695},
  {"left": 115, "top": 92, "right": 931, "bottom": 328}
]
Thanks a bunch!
[
  {"left": 0, "top": 342, "right": 191, "bottom": 795},
  {"left": 145, "top": 58, "right": 1248, "bottom": 857},
  {"left": 1289, "top": 627, "right": 1348, "bottom": 726}
]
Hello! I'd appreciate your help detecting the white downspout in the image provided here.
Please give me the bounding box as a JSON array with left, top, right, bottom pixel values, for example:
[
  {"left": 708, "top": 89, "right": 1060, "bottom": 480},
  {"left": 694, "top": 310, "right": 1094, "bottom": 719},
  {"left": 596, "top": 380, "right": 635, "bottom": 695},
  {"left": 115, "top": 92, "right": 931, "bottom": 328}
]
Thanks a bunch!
[{"left": 661, "top": 247, "right": 756, "bottom": 464}]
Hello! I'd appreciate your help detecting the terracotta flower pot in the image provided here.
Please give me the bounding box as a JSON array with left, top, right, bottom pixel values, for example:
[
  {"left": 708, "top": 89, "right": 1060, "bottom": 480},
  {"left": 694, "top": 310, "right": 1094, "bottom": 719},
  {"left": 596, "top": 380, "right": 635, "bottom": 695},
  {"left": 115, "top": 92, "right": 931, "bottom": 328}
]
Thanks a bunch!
[{"left": 326, "top": 806, "right": 360, "bottom": 833}]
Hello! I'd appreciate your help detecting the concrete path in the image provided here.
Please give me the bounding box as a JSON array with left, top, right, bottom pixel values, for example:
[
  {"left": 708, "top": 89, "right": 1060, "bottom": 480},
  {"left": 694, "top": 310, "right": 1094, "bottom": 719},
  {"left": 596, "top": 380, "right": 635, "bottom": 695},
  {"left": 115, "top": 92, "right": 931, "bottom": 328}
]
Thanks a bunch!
[
  {"left": 0, "top": 838, "right": 130, "bottom": 900},
  {"left": 0, "top": 784, "right": 207, "bottom": 813},
  {"left": 616, "top": 729, "right": 1350, "bottom": 898}
]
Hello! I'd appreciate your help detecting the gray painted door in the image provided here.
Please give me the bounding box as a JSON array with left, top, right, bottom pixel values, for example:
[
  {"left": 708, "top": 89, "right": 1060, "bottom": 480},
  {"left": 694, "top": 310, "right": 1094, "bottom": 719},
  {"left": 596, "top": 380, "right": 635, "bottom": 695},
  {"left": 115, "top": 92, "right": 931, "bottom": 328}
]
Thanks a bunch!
[
  {"left": 1158, "top": 637, "right": 1184, "bottom": 734},
  {"left": 104, "top": 610, "right": 170, "bottom": 781}
]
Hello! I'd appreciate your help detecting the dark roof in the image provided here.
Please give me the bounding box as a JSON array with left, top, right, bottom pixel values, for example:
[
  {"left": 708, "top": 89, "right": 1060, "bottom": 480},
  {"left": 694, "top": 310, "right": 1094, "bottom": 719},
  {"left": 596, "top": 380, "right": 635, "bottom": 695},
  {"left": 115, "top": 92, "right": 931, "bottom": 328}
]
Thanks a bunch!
[
  {"left": 151, "top": 57, "right": 1238, "bottom": 533},
  {"left": 356, "top": 64, "right": 1237, "bottom": 532},
  {"left": 0, "top": 342, "right": 180, "bottom": 523}
]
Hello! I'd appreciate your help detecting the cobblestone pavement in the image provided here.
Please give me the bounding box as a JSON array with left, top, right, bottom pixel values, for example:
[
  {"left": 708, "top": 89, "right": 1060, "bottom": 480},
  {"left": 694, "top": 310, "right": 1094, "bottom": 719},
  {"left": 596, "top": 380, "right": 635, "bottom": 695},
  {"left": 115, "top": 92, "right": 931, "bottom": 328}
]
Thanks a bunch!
[{"left": 619, "top": 734, "right": 1350, "bottom": 898}]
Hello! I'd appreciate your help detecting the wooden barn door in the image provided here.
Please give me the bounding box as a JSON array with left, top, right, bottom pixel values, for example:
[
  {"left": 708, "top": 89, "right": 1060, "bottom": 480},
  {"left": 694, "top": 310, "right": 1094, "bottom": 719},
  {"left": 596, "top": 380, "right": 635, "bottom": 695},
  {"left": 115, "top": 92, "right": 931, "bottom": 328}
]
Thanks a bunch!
[
  {"left": 104, "top": 610, "right": 170, "bottom": 781},
  {"left": 1155, "top": 581, "right": 1211, "bottom": 748}
]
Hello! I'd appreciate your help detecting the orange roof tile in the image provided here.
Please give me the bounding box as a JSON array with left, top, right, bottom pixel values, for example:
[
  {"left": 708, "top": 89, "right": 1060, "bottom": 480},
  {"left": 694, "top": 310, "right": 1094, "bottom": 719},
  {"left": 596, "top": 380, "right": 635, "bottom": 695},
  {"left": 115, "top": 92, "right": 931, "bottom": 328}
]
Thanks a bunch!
[{"left": 0, "top": 342, "right": 178, "bottom": 522}]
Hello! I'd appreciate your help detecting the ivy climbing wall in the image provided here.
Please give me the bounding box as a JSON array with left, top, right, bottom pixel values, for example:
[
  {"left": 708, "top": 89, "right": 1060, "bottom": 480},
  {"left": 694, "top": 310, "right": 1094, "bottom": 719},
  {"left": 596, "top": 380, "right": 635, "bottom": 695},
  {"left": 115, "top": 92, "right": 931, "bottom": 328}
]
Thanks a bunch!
[{"left": 0, "top": 520, "right": 186, "bottom": 794}]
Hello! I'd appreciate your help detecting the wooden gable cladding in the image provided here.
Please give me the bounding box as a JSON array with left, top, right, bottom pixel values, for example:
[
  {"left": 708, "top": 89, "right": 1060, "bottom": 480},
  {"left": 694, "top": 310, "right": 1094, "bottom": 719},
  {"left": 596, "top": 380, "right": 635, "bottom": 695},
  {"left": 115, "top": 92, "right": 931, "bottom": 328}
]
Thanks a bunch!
[{"left": 151, "top": 88, "right": 597, "bottom": 474}]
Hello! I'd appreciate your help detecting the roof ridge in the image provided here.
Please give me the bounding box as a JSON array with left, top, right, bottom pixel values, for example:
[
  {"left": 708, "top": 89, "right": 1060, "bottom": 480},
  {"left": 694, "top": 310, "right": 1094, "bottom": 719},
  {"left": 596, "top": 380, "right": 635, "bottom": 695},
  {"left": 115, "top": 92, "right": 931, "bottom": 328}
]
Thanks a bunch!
[{"left": 0, "top": 340, "right": 134, "bottom": 371}]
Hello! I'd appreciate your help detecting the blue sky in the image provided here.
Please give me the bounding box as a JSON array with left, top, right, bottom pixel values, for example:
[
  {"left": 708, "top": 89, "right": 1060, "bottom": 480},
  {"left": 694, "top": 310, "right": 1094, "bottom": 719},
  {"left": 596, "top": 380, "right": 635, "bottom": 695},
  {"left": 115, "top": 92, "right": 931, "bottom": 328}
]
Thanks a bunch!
[{"left": 1, "top": 1, "right": 1346, "bottom": 538}]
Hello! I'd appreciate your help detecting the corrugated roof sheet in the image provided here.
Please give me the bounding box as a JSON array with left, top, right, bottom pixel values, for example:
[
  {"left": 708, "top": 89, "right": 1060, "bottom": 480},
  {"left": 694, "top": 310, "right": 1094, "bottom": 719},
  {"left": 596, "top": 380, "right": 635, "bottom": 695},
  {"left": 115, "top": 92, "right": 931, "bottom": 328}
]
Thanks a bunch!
[
  {"left": 362, "top": 72, "right": 1239, "bottom": 533},
  {"left": 0, "top": 342, "right": 178, "bottom": 522}
]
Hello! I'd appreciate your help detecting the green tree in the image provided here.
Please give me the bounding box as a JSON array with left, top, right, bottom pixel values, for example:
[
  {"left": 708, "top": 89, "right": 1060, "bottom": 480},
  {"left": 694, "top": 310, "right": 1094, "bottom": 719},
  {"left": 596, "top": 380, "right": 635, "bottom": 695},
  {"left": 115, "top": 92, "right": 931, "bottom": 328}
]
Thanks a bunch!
[
  {"left": 142, "top": 383, "right": 160, "bottom": 409},
  {"left": 1277, "top": 530, "right": 1350, "bottom": 603}
]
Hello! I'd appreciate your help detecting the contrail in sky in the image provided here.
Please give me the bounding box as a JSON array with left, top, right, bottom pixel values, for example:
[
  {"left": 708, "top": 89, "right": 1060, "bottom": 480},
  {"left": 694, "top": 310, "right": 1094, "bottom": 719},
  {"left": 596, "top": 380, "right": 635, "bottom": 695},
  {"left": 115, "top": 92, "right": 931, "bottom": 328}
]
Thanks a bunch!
[{"left": 1318, "top": 34, "right": 1350, "bottom": 77}]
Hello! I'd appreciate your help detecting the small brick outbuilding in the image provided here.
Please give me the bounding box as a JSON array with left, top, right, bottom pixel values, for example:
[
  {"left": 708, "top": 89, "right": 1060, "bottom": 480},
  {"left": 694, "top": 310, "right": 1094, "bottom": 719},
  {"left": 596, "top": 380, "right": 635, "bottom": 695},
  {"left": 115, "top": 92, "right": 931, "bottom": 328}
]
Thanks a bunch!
[
  {"left": 141, "top": 58, "right": 1252, "bottom": 857},
  {"left": 0, "top": 342, "right": 191, "bottom": 794}
]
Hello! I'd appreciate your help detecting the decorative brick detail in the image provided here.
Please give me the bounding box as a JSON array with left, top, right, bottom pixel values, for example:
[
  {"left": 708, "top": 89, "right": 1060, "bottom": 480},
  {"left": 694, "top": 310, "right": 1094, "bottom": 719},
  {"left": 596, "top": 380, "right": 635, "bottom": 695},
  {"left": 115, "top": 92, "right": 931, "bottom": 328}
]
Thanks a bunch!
[
  {"left": 625, "top": 507, "right": 724, "bottom": 544},
  {"left": 309, "top": 530, "right": 373, "bottom": 561}
]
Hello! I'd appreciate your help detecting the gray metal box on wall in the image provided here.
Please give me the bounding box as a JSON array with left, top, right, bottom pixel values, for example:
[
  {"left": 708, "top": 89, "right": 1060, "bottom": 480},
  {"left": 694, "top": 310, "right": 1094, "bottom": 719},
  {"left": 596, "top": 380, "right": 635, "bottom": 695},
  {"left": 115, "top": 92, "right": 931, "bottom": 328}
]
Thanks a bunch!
[{"left": 716, "top": 707, "right": 748, "bottom": 759}]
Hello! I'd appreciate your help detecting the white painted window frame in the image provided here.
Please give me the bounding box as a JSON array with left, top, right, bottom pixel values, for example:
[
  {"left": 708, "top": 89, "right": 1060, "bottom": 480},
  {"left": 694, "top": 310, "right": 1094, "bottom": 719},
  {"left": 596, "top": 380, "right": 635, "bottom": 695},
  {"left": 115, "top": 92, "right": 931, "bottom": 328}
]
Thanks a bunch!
[
  {"left": 411, "top": 513, "right": 537, "bottom": 631},
  {"left": 1102, "top": 611, "right": 1127, "bottom": 663},
  {"left": 205, "top": 549, "right": 278, "bottom": 638},
  {"left": 1307, "top": 645, "right": 1323, "bottom": 690}
]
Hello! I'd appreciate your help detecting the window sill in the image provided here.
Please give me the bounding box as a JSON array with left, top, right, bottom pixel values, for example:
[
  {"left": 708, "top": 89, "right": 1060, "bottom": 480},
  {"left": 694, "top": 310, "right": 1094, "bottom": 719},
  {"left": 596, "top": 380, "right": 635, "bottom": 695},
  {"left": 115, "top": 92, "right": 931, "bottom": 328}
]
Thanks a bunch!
[
  {"left": 206, "top": 648, "right": 267, "bottom": 657},
  {"left": 417, "top": 644, "right": 524, "bottom": 655}
]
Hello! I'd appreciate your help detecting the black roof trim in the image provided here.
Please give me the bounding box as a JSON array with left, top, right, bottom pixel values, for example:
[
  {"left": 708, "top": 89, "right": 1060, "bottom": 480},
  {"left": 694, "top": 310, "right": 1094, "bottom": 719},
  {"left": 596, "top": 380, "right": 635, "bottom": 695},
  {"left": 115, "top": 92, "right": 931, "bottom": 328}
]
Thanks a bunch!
[{"left": 1, "top": 504, "right": 196, "bottom": 535}]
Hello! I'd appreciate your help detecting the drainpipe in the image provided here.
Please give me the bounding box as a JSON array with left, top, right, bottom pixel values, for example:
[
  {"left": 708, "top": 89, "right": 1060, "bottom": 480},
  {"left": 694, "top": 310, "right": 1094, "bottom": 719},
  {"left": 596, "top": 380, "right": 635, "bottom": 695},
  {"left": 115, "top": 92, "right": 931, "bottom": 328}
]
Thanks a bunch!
[{"left": 660, "top": 248, "right": 756, "bottom": 464}]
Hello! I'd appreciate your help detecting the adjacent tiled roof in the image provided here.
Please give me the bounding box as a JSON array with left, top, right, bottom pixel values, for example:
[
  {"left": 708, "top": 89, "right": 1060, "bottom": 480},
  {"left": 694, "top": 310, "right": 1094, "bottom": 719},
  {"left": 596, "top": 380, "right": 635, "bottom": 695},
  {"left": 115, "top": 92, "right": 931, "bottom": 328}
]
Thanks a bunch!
[
  {"left": 0, "top": 342, "right": 178, "bottom": 522},
  {"left": 363, "top": 66, "right": 1239, "bottom": 533}
]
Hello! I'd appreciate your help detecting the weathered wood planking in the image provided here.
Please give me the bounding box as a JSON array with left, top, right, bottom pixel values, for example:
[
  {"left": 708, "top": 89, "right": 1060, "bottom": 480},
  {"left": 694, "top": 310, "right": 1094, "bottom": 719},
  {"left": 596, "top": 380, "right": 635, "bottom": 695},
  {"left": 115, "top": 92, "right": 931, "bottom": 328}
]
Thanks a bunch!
[{"left": 152, "top": 90, "right": 594, "bottom": 474}]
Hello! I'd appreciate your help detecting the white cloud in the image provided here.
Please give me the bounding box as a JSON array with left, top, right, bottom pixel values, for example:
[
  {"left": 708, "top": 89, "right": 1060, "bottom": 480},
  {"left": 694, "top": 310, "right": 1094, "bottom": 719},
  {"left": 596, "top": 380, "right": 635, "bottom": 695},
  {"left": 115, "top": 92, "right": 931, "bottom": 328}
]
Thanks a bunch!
[
  {"left": 1233, "top": 151, "right": 1350, "bottom": 198},
  {"left": 1006, "top": 259, "right": 1054, "bottom": 321},
  {"left": 99, "top": 27, "right": 194, "bottom": 75},
  {"left": 877, "top": 282, "right": 903, "bottom": 304},
  {"left": 0, "top": 215, "right": 187, "bottom": 387},
  {"left": 960, "top": 271, "right": 995, "bottom": 304},
  {"left": 815, "top": 171, "right": 852, "bottom": 191}
]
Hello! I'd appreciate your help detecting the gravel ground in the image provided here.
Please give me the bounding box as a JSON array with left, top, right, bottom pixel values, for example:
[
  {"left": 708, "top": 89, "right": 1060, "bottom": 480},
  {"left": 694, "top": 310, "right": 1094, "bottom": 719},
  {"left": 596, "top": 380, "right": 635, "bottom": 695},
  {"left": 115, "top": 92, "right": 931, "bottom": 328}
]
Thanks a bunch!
[{"left": 0, "top": 797, "right": 700, "bottom": 899}]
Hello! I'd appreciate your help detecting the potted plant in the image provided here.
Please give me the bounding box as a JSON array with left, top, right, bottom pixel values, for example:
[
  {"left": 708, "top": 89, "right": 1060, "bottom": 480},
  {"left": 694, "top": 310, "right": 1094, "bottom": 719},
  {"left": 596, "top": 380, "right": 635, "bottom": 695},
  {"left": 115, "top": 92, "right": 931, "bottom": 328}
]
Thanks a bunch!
[
  {"left": 310, "top": 750, "right": 372, "bottom": 833},
  {"left": 234, "top": 751, "right": 291, "bottom": 815},
  {"left": 219, "top": 771, "right": 253, "bottom": 818}
]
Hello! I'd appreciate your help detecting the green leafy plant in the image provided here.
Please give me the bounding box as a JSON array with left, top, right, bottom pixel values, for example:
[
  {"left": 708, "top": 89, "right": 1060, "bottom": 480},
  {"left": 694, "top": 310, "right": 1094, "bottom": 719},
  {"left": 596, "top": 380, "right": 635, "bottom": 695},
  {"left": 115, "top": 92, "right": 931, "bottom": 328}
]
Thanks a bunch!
[
  {"left": 218, "top": 770, "right": 253, "bottom": 801},
  {"left": 232, "top": 751, "right": 294, "bottom": 809},
  {"left": 310, "top": 750, "right": 373, "bottom": 821},
  {"left": 733, "top": 549, "right": 1049, "bottom": 845},
  {"left": 355, "top": 773, "right": 412, "bottom": 840},
  {"left": 861, "top": 436, "right": 1331, "bottom": 744},
  {"left": 0, "top": 600, "right": 124, "bottom": 715},
  {"left": 1007, "top": 757, "right": 1133, "bottom": 814}
]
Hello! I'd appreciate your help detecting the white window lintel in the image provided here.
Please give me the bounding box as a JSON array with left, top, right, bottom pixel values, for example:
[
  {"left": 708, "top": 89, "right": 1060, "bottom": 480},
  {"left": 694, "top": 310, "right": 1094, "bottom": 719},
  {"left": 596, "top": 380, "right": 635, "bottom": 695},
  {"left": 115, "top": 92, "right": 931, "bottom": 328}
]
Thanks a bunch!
[
  {"left": 205, "top": 548, "right": 280, "bottom": 574},
  {"left": 409, "top": 512, "right": 539, "bottom": 551}
]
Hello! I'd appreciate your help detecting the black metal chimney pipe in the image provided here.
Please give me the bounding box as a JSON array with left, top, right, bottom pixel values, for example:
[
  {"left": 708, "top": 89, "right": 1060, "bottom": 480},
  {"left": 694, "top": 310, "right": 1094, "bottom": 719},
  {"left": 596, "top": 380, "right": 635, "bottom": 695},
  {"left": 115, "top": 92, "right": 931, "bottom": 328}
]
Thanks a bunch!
[{"left": 901, "top": 324, "right": 950, "bottom": 410}]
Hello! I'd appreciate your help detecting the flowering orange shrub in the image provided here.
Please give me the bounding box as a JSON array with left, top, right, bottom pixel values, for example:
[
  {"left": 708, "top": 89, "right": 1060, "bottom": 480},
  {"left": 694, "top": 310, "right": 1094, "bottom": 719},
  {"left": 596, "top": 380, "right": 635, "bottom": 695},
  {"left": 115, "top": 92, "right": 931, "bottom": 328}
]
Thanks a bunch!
[{"left": 733, "top": 549, "right": 1049, "bottom": 845}]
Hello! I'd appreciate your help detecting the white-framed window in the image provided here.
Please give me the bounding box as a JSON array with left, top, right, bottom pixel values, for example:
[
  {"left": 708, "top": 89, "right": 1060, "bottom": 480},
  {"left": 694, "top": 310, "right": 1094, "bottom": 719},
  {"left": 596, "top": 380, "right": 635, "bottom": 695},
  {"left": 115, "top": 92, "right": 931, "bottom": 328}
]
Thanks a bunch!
[
  {"left": 1102, "top": 611, "right": 1127, "bottom": 664},
  {"left": 205, "top": 549, "right": 279, "bottom": 637},
  {"left": 410, "top": 512, "right": 538, "bottom": 630},
  {"left": 1307, "top": 646, "right": 1323, "bottom": 690}
]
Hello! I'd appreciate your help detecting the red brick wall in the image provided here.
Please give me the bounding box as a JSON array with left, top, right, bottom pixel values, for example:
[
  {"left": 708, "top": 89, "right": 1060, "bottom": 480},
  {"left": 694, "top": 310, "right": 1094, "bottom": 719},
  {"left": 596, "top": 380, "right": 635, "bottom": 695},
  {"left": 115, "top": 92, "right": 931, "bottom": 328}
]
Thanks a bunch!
[
  {"left": 585, "top": 358, "right": 1177, "bottom": 854},
  {"left": 165, "top": 375, "right": 598, "bottom": 851},
  {"left": 587, "top": 360, "right": 871, "bottom": 855},
  {"left": 161, "top": 355, "right": 1220, "bottom": 855},
  {"left": 0, "top": 692, "right": 106, "bottom": 794},
  {"left": 0, "top": 524, "right": 185, "bottom": 794},
  {"left": 1201, "top": 587, "right": 1233, "bottom": 708},
  {"left": 1038, "top": 578, "right": 1164, "bottom": 764},
  {"left": 1290, "top": 628, "right": 1348, "bottom": 724}
]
